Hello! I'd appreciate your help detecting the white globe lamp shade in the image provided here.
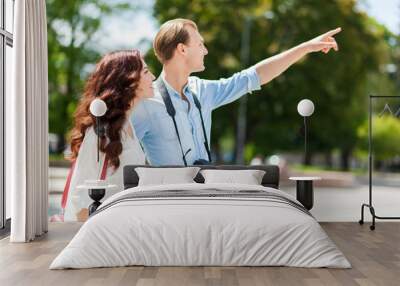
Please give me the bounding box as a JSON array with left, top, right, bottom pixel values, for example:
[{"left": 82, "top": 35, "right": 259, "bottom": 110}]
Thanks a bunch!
[
  {"left": 297, "top": 99, "right": 314, "bottom": 117},
  {"left": 90, "top": 98, "right": 107, "bottom": 117}
]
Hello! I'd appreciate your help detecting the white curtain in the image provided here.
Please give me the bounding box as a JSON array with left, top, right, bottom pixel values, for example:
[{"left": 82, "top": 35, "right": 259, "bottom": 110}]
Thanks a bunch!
[{"left": 8, "top": 0, "right": 49, "bottom": 242}]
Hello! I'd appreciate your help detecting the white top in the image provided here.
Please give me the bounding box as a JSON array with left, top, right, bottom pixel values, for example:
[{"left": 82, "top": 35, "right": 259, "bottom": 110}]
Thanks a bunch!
[
  {"left": 289, "top": 176, "right": 321, "bottom": 181},
  {"left": 64, "top": 120, "right": 146, "bottom": 221}
]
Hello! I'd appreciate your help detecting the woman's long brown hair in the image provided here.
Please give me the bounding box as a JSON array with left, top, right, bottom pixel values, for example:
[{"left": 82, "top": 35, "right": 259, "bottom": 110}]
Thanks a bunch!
[{"left": 68, "top": 49, "right": 143, "bottom": 170}]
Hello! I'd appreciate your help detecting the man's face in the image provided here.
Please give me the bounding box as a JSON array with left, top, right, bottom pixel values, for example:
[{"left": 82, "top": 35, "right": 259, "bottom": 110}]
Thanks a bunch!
[{"left": 183, "top": 26, "right": 208, "bottom": 73}]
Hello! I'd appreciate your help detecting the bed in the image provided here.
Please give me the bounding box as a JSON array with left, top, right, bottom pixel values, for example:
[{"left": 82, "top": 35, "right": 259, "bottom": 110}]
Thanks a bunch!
[{"left": 50, "top": 165, "right": 350, "bottom": 269}]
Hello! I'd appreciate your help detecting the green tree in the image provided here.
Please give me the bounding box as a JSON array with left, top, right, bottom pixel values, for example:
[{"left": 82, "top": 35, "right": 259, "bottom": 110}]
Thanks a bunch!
[
  {"left": 357, "top": 115, "right": 400, "bottom": 162},
  {"left": 245, "top": 0, "right": 393, "bottom": 170},
  {"left": 47, "top": 0, "right": 131, "bottom": 151},
  {"left": 148, "top": 0, "right": 394, "bottom": 169}
]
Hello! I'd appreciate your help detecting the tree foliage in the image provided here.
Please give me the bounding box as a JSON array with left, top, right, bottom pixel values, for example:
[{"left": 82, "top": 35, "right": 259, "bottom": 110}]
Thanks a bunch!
[
  {"left": 357, "top": 115, "right": 400, "bottom": 161},
  {"left": 47, "top": 0, "right": 131, "bottom": 149},
  {"left": 147, "top": 0, "right": 394, "bottom": 168}
]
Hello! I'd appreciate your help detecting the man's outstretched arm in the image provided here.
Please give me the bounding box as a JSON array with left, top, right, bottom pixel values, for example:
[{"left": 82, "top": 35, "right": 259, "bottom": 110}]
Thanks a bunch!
[{"left": 255, "top": 28, "right": 341, "bottom": 86}]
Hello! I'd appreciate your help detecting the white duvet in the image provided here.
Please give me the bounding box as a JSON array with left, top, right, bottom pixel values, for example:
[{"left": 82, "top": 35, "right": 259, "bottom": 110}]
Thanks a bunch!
[{"left": 50, "top": 183, "right": 351, "bottom": 269}]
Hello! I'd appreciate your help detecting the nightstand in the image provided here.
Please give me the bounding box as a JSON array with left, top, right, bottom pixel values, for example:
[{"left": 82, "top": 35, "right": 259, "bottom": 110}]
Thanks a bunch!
[{"left": 289, "top": 177, "right": 321, "bottom": 210}]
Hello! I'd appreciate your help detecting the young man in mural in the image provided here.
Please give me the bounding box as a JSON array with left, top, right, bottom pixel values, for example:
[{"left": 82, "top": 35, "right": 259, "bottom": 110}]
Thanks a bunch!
[{"left": 131, "top": 18, "right": 341, "bottom": 166}]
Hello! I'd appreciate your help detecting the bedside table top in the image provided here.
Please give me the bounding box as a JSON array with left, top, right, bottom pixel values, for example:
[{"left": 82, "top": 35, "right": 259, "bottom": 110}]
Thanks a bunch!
[
  {"left": 289, "top": 176, "right": 321, "bottom": 181},
  {"left": 76, "top": 184, "right": 118, "bottom": 190}
]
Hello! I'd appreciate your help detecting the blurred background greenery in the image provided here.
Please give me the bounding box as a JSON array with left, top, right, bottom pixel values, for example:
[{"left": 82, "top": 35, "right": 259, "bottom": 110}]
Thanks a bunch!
[{"left": 46, "top": 0, "right": 400, "bottom": 173}]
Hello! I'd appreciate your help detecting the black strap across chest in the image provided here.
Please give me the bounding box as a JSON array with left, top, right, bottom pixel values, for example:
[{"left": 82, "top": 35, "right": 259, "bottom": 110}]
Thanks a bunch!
[{"left": 155, "top": 77, "right": 211, "bottom": 165}]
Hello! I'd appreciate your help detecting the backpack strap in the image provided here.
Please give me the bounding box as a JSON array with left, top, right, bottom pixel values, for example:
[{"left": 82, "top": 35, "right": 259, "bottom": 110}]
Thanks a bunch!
[
  {"left": 100, "top": 154, "right": 109, "bottom": 180},
  {"left": 61, "top": 154, "right": 109, "bottom": 209},
  {"left": 61, "top": 160, "right": 76, "bottom": 209}
]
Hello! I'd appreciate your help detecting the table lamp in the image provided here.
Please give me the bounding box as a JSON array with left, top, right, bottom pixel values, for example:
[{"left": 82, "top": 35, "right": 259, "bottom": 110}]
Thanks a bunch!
[
  {"left": 84, "top": 98, "right": 108, "bottom": 215},
  {"left": 89, "top": 98, "right": 107, "bottom": 162},
  {"left": 297, "top": 99, "right": 315, "bottom": 161}
]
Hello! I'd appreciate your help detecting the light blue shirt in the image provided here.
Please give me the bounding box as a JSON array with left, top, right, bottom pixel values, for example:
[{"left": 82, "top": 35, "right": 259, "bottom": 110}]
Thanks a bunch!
[{"left": 131, "top": 67, "right": 261, "bottom": 165}]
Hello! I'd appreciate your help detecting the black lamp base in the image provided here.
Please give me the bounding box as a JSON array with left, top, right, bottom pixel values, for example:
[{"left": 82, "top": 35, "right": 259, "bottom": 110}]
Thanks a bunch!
[
  {"left": 296, "top": 180, "right": 314, "bottom": 210},
  {"left": 88, "top": 188, "right": 105, "bottom": 215}
]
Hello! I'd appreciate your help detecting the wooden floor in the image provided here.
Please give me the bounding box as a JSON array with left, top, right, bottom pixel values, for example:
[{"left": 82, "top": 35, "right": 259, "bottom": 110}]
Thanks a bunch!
[{"left": 0, "top": 222, "right": 399, "bottom": 286}]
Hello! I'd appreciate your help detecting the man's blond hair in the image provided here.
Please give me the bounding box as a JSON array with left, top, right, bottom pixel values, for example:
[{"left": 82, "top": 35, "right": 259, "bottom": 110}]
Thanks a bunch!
[{"left": 153, "top": 18, "right": 198, "bottom": 63}]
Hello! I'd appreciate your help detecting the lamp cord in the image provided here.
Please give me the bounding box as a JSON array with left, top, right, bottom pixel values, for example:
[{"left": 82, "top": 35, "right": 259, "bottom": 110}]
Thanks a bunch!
[
  {"left": 304, "top": 116, "right": 307, "bottom": 162},
  {"left": 96, "top": 117, "right": 100, "bottom": 163}
]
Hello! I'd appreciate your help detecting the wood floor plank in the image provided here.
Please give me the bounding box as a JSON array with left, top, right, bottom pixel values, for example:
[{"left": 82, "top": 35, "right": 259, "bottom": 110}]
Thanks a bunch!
[{"left": 1, "top": 222, "right": 400, "bottom": 286}]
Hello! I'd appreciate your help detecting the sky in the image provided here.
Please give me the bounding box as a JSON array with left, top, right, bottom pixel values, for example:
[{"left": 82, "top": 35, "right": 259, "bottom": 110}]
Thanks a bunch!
[
  {"left": 359, "top": 0, "right": 400, "bottom": 33},
  {"left": 92, "top": 0, "right": 157, "bottom": 53},
  {"left": 93, "top": 0, "right": 400, "bottom": 53}
]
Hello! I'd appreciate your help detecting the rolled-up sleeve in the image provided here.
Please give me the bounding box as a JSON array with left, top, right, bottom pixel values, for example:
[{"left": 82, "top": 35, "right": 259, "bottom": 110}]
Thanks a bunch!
[{"left": 195, "top": 66, "right": 261, "bottom": 110}]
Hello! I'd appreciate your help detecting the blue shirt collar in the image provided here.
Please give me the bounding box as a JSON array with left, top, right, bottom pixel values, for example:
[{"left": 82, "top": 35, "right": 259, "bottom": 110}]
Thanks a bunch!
[{"left": 161, "top": 71, "right": 191, "bottom": 99}]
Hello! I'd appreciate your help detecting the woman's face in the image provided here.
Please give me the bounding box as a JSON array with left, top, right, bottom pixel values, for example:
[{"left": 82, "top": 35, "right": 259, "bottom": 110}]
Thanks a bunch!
[{"left": 135, "top": 61, "right": 156, "bottom": 101}]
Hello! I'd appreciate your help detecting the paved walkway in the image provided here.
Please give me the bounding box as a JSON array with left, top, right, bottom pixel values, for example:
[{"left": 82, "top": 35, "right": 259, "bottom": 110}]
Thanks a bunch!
[{"left": 280, "top": 185, "right": 400, "bottom": 222}]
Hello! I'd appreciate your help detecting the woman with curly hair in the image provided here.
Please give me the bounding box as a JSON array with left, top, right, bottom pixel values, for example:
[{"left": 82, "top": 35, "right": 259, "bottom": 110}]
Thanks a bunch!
[{"left": 62, "top": 49, "right": 155, "bottom": 221}]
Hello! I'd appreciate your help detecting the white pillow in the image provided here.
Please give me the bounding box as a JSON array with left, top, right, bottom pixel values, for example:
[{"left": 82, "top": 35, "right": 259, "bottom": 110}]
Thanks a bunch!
[
  {"left": 200, "top": 169, "right": 266, "bottom": 185},
  {"left": 135, "top": 167, "right": 200, "bottom": 186}
]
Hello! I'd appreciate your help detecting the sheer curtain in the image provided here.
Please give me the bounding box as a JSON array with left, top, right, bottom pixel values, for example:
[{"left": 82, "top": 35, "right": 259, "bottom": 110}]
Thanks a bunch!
[{"left": 8, "top": 0, "right": 49, "bottom": 242}]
